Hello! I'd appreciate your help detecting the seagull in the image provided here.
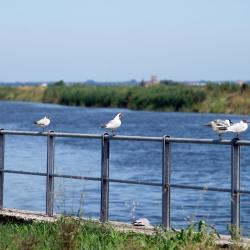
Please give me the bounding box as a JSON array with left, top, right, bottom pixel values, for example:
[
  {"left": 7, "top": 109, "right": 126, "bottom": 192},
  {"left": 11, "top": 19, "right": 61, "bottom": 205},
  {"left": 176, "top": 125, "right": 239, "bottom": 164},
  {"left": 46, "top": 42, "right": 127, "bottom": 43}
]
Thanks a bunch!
[
  {"left": 227, "top": 119, "right": 248, "bottom": 138},
  {"left": 204, "top": 119, "right": 232, "bottom": 139},
  {"left": 34, "top": 116, "right": 51, "bottom": 132},
  {"left": 101, "top": 113, "right": 123, "bottom": 136},
  {"left": 132, "top": 218, "right": 151, "bottom": 227}
]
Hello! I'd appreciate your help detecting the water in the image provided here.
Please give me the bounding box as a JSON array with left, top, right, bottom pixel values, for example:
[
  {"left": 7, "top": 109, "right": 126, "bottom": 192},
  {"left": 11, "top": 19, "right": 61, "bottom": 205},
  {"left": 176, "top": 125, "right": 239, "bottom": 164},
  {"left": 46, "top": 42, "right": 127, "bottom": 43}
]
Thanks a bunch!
[{"left": 1, "top": 101, "right": 250, "bottom": 235}]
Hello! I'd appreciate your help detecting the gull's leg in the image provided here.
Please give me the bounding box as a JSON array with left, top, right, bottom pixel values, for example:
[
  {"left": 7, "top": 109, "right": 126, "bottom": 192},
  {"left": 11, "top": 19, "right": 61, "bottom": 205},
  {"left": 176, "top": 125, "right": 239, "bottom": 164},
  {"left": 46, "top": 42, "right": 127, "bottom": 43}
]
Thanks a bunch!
[{"left": 112, "top": 129, "right": 115, "bottom": 136}]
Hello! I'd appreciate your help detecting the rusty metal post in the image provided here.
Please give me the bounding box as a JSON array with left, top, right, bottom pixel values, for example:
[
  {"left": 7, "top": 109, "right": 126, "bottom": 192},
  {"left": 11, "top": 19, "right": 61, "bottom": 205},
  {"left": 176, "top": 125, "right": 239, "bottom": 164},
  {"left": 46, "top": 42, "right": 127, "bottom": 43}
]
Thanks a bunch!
[
  {"left": 100, "top": 133, "right": 110, "bottom": 222},
  {"left": 0, "top": 130, "right": 5, "bottom": 209},
  {"left": 162, "top": 135, "right": 171, "bottom": 229},
  {"left": 231, "top": 138, "right": 240, "bottom": 237},
  {"left": 46, "top": 131, "right": 55, "bottom": 216}
]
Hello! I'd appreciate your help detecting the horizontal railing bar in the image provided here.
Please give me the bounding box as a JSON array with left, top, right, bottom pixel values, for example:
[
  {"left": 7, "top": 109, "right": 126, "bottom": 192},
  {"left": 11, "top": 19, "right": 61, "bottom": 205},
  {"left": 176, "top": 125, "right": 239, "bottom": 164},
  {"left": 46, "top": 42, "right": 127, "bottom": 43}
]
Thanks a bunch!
[
  {"left": 52, "top": 173, "right": 102, "bottom": 182},
  {"left": 171, "top": 184, "right": 231, "bottom": 193},
  {"left": 1, "top": 130, "right": 250, "bottom": 145},
  {"left": 238, "top": 189, "right": 250, "bottom": 195},
  {"left": 165, "top": 138, "right": 232, "bottom": 145},
  {"left": 2, "top": 169, "right": 47, "bottom": 176},
  {"left": 108, "top": 178, "right": 162, "bottom": 186},
  {"left": 0, "top": 130, "right": 102, "bottom": 139},
  {"left": 98, "top": 135, "right": 235, "bottom": 145},
  {"left": 110, "top": 135, "right": 162, "bottom": 142},
  {"left": 0, "top": 131, "right": 162, "bottom": 141},
  {"left": 171, "top": 184, "right": 250, "bottom": 194},
  {"left": 100, "top": 178, "right": 250, "bottom": 194},
  {"left": 234, "top": 140, "right": 250, "bottom": 146},
  {"left": 49, "top": 133, "right": 102, "bottom": 139},
  {"left": 0, "top": 131, "right": 48, "bottom": 137},
  {"left": 107, "top": 179, "right": 233, "bottom": 192},
  {"left": 0, "top": 169, "right": 101, "bottom": 181},
  {"left": 2, "top": 169, "right": 250, "bottom": 194},
  {"left": 112, "top": 136, "right": 232, "bottom": 144},
  {"left": 112, "top": 136, "right": 250, "bottom": 146}
]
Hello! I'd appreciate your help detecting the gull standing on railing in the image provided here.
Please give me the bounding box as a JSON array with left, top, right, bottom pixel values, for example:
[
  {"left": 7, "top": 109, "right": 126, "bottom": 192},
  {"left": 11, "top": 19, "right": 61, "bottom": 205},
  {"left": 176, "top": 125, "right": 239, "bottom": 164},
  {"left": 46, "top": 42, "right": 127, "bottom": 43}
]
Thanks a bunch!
[
  {"left": 34, "top": 116, "right": 51, "bottom": 132},
  {"left": 227, "top": 119, "right": 249, "bottom": 138},
  {"left": 204, "top": 119, "right": 232, "bottom": 139},
  {"left": 101, "top": 113, "right": 123, "bottom": 136}
]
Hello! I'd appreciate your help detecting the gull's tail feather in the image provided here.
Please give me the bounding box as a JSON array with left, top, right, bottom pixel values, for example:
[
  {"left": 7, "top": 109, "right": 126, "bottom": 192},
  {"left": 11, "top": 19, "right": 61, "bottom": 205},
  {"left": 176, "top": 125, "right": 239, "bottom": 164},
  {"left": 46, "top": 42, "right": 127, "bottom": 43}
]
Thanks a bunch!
[
  {"left": 100, "top": 124, "right": 106, "bottom": 128},
  {"left": 203, "top": 123, "right": 211, "bottom": 127},
  {"left": 34, "top": 121, "right": 38, "bottom": 125}
]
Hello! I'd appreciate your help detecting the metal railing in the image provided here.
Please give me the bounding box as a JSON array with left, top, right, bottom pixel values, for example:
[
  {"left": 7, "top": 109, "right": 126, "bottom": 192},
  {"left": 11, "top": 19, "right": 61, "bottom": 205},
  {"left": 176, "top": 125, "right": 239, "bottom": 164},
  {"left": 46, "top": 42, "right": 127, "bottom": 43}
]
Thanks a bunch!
[{"left": 0, "top": 129, "right": 249, "bottom": 234}]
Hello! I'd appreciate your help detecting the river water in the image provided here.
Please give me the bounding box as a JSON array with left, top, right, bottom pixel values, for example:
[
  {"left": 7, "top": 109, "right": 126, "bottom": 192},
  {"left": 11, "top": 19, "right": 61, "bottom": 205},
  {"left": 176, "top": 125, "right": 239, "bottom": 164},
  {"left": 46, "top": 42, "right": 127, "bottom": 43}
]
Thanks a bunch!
[{"left": 1, "top": 101, "right": 250, "bottom": 235}]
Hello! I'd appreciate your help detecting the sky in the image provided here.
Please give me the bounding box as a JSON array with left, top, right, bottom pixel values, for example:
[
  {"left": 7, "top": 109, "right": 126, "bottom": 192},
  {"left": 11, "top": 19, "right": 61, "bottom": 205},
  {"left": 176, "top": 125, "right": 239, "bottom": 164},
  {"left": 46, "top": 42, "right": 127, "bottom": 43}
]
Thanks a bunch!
[{"left": 0, "top": 0, "right": 250, "bottom": 82}]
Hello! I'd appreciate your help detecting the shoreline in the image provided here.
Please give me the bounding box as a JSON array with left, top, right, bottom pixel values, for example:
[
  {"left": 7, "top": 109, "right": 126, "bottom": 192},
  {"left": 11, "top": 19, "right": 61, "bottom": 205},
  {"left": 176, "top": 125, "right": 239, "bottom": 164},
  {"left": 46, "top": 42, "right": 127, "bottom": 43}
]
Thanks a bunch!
[
  {"left": 0, "top": 83, "right": 249, "bottom": 115},
  {"left": 0, "top": 208, "right": 249, "bottom": 247}
]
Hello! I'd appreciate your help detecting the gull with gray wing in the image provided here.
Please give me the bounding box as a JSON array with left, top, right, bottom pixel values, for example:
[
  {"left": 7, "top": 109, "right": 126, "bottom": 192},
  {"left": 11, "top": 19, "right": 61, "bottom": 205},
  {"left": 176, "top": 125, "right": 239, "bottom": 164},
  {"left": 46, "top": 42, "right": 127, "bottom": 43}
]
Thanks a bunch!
[{"left": 204, "top": 119, "right": 232, "bottom": 139}]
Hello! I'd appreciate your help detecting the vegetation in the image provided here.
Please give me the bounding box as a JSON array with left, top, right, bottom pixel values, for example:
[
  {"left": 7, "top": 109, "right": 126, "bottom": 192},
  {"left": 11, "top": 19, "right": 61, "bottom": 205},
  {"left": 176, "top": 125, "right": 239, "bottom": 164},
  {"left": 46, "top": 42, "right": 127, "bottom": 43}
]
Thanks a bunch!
[
  {"left": 0, "top": 86, "right": 45, "bottom": 102},
  {"left": 0, "top": 81, "right": 250, "bottom": 114},
  {"left": 0, "top": 218, "right": 231, "bottom": 250}
]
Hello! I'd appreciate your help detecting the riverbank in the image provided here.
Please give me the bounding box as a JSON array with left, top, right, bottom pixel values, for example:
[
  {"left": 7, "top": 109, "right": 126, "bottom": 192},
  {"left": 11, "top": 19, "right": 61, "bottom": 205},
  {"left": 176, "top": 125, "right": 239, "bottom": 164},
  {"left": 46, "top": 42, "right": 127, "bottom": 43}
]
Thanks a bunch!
[
  {"left": 0, "top": 208, "right": 242, "bottom": 250},
  {"left": 0, "top": 83, "right": 249, "bottom": 114}
]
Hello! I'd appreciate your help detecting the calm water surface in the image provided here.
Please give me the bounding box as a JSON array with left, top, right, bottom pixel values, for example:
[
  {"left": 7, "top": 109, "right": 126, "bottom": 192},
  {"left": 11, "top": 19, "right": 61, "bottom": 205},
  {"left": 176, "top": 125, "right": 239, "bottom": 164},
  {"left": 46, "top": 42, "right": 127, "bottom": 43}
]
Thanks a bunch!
[{"left": 1, "top": 101, "right": 250, "bottom": 235}]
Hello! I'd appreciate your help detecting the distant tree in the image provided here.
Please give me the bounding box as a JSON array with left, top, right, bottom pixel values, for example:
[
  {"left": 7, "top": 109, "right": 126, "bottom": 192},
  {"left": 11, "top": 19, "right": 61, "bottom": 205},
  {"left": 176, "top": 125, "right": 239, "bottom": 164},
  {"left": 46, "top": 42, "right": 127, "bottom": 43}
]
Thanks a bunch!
[
  {"left": 160, "top": 80, "right": 178, "bottom": 85},
  {"left": 240, "top": 83, "right": 248, "bottom": 92},
  {"left": 139, "top": 80, "right": 145, "bottom": 86},
  {"left": 54, "top": 80, "right": 65, "bottom": 86}
]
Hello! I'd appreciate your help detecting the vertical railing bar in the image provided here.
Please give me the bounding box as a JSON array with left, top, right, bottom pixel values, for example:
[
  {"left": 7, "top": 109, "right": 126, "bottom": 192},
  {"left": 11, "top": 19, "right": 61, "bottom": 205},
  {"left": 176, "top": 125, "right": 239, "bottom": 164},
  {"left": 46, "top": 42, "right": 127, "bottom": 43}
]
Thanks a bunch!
[
  {"left": 100, "top": 132, "right": 110, "bottom": 222},
  {"left": 231, "top": 138, "right": 240, "bottom": 237},
  {"left": 0, "top": 129, "right": 5, "bottom": 209},
  {"left": 46, "top": 131, "right": 55, "bottom": 216},
  {"left": 162, "top": 135, "right": 171, "bottom": 229}
]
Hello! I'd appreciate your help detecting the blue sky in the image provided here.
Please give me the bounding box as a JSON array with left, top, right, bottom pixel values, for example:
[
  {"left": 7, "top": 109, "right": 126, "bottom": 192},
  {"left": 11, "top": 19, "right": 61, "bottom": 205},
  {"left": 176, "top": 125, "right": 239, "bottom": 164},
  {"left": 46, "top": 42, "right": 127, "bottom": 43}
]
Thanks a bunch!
[{"left": 0, "top": 0, "right": 249, "bottom": 82}]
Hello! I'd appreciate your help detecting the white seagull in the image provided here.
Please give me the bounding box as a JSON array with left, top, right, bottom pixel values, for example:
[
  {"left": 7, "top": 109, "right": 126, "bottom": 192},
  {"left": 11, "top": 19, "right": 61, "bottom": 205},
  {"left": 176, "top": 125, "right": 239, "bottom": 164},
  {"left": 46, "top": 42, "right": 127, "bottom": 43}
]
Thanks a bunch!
[
  {"left": 227, "top": 119, "right": 248, "bottom": 138},
  {"left": 34, "top": 116, "right": 51, "bottom": 132},
  {"left": 132, "top": 218, "right": 152, "bottom": 227},
  {"left": 204, "top": 119, "right": 232, "bottom": 139},
  {"left": 101, "top": 113, "right": 123, "bottom": 136}
]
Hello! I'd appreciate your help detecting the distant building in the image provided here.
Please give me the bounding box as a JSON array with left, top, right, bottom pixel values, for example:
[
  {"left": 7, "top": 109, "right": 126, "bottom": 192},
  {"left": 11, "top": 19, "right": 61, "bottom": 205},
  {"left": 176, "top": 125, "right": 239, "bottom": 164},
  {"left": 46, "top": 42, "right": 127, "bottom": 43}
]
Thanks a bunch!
[
  {"left": 142, "top": 75, "right": 160, "bottom": 87},
  {"left": 40, "top": 83, "right": 48, "bottom": 87},
  {"left": 187, "top": 81, "right": 206, "bottom": 86}
]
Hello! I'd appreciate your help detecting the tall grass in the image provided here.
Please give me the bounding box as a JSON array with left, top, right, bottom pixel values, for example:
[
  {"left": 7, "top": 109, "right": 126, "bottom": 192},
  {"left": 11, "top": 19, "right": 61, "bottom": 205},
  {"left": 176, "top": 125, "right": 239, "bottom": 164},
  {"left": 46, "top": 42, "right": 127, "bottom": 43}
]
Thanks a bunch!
[
  {"left": 0, "top": 218, "right": 223, "bottom": 250},
  {"left": 42, "top": 84, "right": 206, "bottom": 111}
]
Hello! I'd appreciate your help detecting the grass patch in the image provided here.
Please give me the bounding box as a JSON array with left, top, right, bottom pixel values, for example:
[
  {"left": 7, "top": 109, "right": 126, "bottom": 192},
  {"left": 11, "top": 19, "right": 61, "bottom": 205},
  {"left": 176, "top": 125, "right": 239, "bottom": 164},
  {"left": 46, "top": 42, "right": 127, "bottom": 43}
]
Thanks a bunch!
[{"left": 0, "top": 218, "right": 235, "bottom": 250}]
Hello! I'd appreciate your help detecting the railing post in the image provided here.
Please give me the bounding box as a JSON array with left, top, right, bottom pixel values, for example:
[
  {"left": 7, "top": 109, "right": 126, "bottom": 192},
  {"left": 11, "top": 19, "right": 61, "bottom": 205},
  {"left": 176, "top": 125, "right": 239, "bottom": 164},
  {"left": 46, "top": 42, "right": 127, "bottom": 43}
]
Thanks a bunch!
[
  {"left": 231, "top": 138, "right": 240, "bottom": 238},
  {"left": 162, "top": 135, "right": 171, "bottom": 229},
  {"left": 46, "top": 131, "right": 55, "bottom": 216},
  {"left": 0, "top": 129, "right": 5, "bottom": 209},
  {"left": 100, "top": 133, "right": 110, "bottom": 222}
]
